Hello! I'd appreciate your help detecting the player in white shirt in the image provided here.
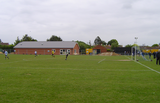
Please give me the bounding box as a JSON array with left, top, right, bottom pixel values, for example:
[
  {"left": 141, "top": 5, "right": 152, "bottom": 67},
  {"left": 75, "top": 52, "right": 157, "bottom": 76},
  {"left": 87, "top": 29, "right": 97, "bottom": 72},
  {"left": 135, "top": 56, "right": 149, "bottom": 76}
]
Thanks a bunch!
[
  {"left": 35, "top": 51, "right": 37, "bottom": 57},
  {"left": 4, "top": 50, "right": 9, "bottom": 59}
]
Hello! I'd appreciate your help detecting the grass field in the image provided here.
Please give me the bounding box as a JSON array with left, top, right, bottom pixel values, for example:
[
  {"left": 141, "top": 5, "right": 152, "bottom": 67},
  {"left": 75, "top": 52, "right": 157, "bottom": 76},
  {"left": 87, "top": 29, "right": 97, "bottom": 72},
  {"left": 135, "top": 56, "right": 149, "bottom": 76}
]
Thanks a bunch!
[{"left": 0, "top": 54, "right": 160, "bottom": 103}]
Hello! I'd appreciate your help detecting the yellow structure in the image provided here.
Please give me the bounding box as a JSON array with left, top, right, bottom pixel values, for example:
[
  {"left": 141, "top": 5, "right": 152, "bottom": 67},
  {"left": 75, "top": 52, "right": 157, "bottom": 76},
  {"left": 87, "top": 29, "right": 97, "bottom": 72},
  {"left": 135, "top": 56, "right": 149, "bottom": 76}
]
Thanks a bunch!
[
  {"left": 142, "top": 49, "right": 150, "bottom": 53},
  {"left": 151, "top": 49, "right": 160, "bottom": 53},
  {"left": 142, "top": 49, "right": 160, "bottom": 53},
  {"left": 86, "top": 49, "right": 93, "bottom": 55}
]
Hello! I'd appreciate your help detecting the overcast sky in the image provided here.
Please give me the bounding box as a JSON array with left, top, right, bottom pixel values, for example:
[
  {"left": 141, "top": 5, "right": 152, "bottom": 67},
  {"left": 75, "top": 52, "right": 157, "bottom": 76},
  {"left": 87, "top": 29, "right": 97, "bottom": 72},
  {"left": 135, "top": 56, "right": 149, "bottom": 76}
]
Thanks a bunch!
[{"left": 0, "top": 0, "right": 160, "bottom": 46}]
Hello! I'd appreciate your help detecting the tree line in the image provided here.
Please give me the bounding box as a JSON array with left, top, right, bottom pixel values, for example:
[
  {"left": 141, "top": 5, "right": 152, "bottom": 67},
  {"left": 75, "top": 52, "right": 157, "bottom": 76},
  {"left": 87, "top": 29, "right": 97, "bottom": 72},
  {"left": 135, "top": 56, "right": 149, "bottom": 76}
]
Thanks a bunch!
[
  {"left": 0, "top": 34, "right": 63, "bottom": 50},
  {"left": 0, "top": 34, "right": 159, "bottom": 50}
]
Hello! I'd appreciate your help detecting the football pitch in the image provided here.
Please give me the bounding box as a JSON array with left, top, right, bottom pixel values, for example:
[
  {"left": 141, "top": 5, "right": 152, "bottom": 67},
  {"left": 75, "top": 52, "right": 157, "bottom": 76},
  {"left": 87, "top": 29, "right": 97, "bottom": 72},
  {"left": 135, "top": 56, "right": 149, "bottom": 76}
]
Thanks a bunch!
[{"left": 0, "top": 54, "right": 160, "bottom": 103}]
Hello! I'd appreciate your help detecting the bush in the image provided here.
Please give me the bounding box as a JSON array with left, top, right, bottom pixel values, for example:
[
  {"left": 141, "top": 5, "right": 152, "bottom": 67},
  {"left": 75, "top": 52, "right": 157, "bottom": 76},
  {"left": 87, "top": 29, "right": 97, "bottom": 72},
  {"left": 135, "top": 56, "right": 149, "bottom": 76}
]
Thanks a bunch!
[{"left": 107, "top": 49, "right": 111, "bottom": 52}]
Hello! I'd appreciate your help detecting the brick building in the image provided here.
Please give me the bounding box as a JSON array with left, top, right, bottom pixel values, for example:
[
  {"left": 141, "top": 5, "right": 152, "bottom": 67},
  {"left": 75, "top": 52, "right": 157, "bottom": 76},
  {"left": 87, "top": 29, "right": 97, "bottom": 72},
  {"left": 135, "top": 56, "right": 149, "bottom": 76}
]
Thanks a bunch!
[
  {"left": 14, "top": 41, "right": 80, "bottom": 55},
  {"left": 93, "top": 45, "right": 107, "bottom": 54}
]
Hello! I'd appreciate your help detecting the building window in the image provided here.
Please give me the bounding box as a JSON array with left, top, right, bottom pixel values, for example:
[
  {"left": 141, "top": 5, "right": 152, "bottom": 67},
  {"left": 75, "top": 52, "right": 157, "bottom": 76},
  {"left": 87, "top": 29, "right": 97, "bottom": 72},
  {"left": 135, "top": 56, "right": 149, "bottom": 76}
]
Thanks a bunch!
[
  {"left": 74, "top": 49, "right": 76, "bottom": 53},
  {"left": 60, "top": 49, "right": 66, "bottom": 55},
  {"left": 52, "top": 49, "right": 56, "bottom": 53},
  {"left": 60, "top": 49, "right": 70, "bottom": 55},
  {"left": 60, "top": 49, "right": 63, "bottom": 55}
]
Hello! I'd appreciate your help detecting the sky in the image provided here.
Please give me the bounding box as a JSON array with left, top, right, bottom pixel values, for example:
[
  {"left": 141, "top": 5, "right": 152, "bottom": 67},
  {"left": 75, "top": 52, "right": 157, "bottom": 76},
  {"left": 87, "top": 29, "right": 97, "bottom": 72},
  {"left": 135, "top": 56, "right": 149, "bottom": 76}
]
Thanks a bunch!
[{"left": 0, "top": 0, "right": 160, "bottom": 46}]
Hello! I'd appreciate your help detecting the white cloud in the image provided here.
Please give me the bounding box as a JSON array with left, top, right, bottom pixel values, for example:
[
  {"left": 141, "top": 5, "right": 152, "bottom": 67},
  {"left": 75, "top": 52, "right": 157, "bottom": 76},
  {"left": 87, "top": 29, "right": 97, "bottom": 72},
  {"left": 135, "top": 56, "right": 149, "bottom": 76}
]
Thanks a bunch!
[{"left": 0, "top": 0, "right": 160, "bottom": 46}]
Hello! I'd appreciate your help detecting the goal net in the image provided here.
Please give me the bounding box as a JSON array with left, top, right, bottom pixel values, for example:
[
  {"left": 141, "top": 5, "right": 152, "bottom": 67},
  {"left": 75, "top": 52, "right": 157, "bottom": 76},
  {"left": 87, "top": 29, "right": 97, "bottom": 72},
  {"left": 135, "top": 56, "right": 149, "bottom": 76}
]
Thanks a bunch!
[{"left": 131, "top": 46, "right": 151, "bottom": 61}]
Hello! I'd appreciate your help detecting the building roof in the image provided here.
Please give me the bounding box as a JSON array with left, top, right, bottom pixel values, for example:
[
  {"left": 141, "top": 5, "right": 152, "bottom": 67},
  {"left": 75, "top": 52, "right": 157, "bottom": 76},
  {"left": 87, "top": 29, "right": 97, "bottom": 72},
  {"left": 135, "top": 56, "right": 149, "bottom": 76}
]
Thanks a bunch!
[
  {"left": 14, "top": 41, "right": 79, "bottom": 49},
  {"left": 93, "top": 45, "right": 107, "bottom": 50},
  {"left": 105, "top": 45, "right": 111, "bottom": 49},
  {"left": 0, "top": 42, "right": 9, "bottom": 45}
]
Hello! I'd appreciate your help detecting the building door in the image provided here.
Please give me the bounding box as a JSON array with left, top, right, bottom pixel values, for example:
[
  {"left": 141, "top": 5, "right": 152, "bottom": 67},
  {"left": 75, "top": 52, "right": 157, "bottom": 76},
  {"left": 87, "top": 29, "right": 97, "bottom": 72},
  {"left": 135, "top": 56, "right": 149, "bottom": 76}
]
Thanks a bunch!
[
  {"left": 63, "top": 49, "right": 66, "bottom": 54},
  {"left": 97, "top": 49, "right": 101, "bottom": 54},
  {"left": 60, "top": 49, "right": 67, "bottom": 55},
  {"left": 67, "top": 49, "right": 70, "bottom": 54}
]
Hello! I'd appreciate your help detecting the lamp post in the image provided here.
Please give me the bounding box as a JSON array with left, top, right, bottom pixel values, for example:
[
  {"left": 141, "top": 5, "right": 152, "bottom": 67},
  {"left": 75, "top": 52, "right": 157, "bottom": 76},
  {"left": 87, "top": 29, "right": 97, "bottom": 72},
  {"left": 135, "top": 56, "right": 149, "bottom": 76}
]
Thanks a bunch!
[{"left": 135, "top": 37, "right": 138, "bottom": 61}]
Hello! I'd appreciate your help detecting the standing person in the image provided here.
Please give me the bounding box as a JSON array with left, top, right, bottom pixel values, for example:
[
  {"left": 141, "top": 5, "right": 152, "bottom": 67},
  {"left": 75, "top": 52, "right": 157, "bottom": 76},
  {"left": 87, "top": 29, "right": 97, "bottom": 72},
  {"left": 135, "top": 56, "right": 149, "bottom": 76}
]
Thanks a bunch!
[
  {"left": 132, "top": 52, "right": 135, "bottom": 60},
  {"left": 156, "top": 50, "right": 160, "bottom": 65},
  {"left": 52, "top": 50, "right": 55, "bottom": 58},
  {"left": 65, "top": 53, "right": 68, "bottom": 60},
  {"left": 4, "top": 50, "right": 9, "bottom": 59},
  {"left": 35, "top": 51, "right": 37, "bottom": 57},
  {"left": 153, "top": 51, "right": 156, "bottom": 59},
  {"left": 14, "top": 50, "right": 16, "bottom": 54},
  {"left": 148, "top": 52, "right": 152, "bottom": 59}
]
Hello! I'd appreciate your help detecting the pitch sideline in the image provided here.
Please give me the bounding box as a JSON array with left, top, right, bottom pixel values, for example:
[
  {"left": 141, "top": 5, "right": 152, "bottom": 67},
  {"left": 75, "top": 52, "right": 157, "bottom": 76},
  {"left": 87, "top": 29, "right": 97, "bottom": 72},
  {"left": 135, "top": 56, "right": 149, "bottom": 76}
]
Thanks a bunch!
[
  {"left": 125, "top": 56, "right": 160, "bottom": 74},
  {"left": 98, "top": 58, "right": 106, "bottom": 63}
]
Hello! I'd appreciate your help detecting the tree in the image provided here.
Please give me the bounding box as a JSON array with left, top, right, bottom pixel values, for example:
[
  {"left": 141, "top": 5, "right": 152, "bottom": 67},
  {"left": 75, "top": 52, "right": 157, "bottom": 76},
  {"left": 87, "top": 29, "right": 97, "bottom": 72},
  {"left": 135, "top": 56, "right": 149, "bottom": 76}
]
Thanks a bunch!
[
  {"left": 76, "top": 41, "right": 90, "bottom": 54},
  {"left": 0, "top": 44, "right": 14, "bottom": 49},
  {"left": 8, "top": 44, "right": 14, "bottom": 49},
  {"left": 152, "top": 44, "right": 159, "bottom": 47},
  {"left": 47, "top": 35, "right": 62, "bottom": 41},
  {"left": 107, "top": 39, "right": 118, "bottom": 46},
  {"left": 125, "top": 44, "right": 132, "bottom": 47},
  {"left": 94, "top": 36, "right": 102, "bottom": 45},
  {"left": 111, "top": 42, "right": 118, "bottom": 50},
  {"left": 14, "top": 37, "right": 21, "bottom": 45},
  {"left": 14, "top": 34, "right": 37, "bottom": 45},
  {"left": 76, "top": 41, "right": 90, "bottom": 49},
  {"left": 132, "top": 44, "right": 139, "bottom": 47},
  {"left": 21, "top": 34, "right": 37, "bottom": 41},
  {"left": 89, "top": 40, "right": 91, "bottom": 47},
  {"left": 101, "top": 40, "right": 107, "bottom": 45}
]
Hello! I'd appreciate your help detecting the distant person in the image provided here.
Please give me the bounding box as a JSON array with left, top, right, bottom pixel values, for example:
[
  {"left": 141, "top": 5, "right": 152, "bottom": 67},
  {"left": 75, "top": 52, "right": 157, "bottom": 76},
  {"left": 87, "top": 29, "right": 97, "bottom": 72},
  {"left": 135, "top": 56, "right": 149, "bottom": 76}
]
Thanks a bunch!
[
  {"left": 156, "top": 50, "right": 160, "bottom": 65},
  {"left": 52, "top": 50, "right": 55, "bottom": 57},
  {"left": 141, "top": 52, "right": 147, "bottom": 60},
  {"left": 132, "top": 52, "right": 135, "bottom": 60},
  {"left": 148, "top": 52, "right": 152, "bottom": 59},
  {"left": 4, "top": 50, "right": 9, "bottom": 59},
  {"left": 153, "top": 52, "right": 156, "bottom": 59},
  {"left": 65, "top": 53, "right": 69, "bottom": 60},
  {"left": 137, "top": 51, "right": 141, "bottom": 56},
  {"left": 14, "top": 50, "right": 16, "bottom": 54},
  {"left": 35, "top": 51, "right": 37, "bottom": 57},
  {"left": 128, "top": 51, "right": 130, "bottom": 55}
]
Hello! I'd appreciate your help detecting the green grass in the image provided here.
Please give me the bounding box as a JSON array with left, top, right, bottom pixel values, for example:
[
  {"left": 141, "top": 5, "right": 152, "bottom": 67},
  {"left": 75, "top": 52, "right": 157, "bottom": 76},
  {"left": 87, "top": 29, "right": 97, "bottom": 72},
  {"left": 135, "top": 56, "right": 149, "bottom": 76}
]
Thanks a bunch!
[{"left": 0, "top": 54, "right": 160, "bottom": 103}]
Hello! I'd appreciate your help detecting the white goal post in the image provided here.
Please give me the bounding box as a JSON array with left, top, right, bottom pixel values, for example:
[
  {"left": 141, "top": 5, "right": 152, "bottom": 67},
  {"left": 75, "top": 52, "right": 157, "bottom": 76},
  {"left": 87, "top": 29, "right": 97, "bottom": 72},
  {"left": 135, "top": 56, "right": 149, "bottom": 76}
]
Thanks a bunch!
[{"left": 131, "top": 46, "right": 150, "bottom": 61}]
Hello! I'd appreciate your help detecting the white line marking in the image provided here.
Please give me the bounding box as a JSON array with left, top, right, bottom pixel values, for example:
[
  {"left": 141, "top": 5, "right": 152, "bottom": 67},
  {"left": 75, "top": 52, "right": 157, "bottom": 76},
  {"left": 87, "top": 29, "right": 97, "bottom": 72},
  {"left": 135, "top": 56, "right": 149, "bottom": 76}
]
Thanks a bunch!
[
  {"left": 0, "top": 61, "right": 20, "bottom": 64},
  {"left": 98, "top": 58, "right": 106, "bottom": 63},
  {"left": 6, "top": 67, "right": 151, "bottom": 71},
  {"left": 125, "top": 55, "right": 132, "bottom": 60},
  {"left": 125, "top": 55, "right": 160, "bottom": 74},
  {"left": 135, "top": 61, "right": 160, "bottom": 74},
  {"left": 0, "top": 58, "right": 56, "bottom": 65}
]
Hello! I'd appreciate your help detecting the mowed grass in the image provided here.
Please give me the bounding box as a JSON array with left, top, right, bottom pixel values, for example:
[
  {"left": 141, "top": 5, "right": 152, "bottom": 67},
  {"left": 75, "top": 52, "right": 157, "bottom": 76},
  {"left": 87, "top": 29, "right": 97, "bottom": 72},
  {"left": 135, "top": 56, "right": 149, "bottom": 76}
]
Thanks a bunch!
[{"left": 0, "top": 54, "right": 160, "bottom": 103}]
